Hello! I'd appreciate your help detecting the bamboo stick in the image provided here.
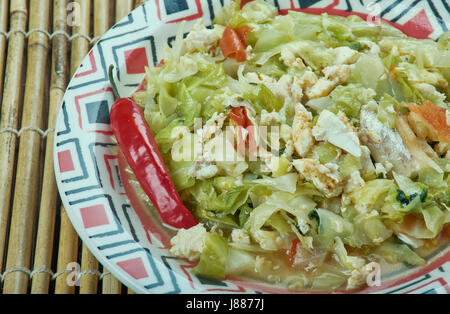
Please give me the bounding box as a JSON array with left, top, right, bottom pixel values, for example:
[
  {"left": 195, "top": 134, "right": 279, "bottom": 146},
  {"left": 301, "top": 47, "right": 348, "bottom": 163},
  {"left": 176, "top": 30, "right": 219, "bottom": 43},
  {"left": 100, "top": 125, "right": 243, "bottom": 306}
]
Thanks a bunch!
[
  {"left": 69, "top": 0, "right": 91, "bottom": 76},
  {"left": 30, "top": 0, "right": 70, "bottom": 294},
  {"left": 3, "top": 0, "right": 51, "bottom": 294},
  {"left": 54, "top": 0, "right": 91, "bottom": 294},
  {"left": 101, "top": 270, "right": 122, "bottom": 294},
  {"left": 116, "top": 0, "right": 133, "bottom": 22},
  {"left": 0, "top": 0, "right": 28, "bottom": 280},
  {"left": 79, "top": 243, "right": 99, "bottom": 294},
  {"left": 0, "top": 0, "right": 9, "bottom": 110},
  {"left": 92, "top": 0, "right": 111, "bottom": 45},
  {"left": 54, "top": 207, "right": 79, "bottom": 294}
]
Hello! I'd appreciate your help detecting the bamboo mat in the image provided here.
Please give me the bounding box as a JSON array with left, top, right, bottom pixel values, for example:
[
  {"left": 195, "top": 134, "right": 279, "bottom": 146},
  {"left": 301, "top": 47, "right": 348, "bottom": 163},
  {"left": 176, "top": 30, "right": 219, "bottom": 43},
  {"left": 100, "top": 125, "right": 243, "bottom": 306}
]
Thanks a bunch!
[{"left": 0, "top": 0, "right": 149, "bottom": 294}]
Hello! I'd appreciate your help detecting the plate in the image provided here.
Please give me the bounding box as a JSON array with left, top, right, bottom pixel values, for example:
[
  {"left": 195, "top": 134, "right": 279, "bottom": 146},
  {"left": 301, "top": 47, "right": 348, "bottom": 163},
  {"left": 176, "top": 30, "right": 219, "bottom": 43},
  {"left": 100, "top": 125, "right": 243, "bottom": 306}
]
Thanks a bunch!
[{"left": 54, "top": 0, "right": 450, "bottom": 294}]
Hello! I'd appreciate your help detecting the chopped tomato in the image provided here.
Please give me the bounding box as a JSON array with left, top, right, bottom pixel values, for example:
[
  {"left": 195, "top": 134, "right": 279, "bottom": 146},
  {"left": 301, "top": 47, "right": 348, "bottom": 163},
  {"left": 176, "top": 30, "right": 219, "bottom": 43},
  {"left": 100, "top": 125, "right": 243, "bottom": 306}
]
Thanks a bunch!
[
  {"left": 135, "top": 78, "right": 147, "bottom": 92},
  {"left": 229, "top": 106, "right": 254, "bottom": 156},
  {"left": 408, "top": 101, "right": 450, "bottom": 142},
  {"left": 229, "top": 106, "right": 252, "bottom": 128},
  {"left": 401, "top": 214, "right": 424, "bottom": 231},
  {"left": 424, "top": 224, "right": 450, "bottom": 249},
  {"left": 239, "top": 0, "right": 253, "bottom": 9},
  {"left": 442, "top": 225, "right": 450, "bottom": 238},
  {"left": 286, "top": 238, "right": 300, "bottom": 267},
  {"left": 220, "top": 27, "right": 247, "bottom": 63},
  {"left": 234, "top": 25, "right": 253, "bottom": 46}
]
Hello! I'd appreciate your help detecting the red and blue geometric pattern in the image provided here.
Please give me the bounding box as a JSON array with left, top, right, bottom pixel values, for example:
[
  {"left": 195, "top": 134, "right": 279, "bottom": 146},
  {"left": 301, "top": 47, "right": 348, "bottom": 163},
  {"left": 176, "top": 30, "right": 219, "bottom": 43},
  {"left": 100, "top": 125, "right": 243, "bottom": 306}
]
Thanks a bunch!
[{"left": 54, "top": 0, "right": 450, "bottom": 294}]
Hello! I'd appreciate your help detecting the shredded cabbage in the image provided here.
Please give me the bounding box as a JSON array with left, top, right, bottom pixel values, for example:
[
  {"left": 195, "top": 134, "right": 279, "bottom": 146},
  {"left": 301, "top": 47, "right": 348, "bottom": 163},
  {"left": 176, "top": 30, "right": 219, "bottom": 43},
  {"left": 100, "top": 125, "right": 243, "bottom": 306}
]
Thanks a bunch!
[
  {"left": 374, "top": 241, "right": 425, "bottom": 266},
  {"left": 192, "top": 233, "right": 229, "bottom": 279},
  {"left": 129, "top": 0, "right": 450, "bottom": 292}
]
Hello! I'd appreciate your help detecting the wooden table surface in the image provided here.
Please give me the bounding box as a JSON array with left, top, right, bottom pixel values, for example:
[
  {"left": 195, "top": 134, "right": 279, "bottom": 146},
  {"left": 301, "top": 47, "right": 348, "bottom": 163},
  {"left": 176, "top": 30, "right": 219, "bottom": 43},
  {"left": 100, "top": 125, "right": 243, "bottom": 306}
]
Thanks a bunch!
[{"left": 0, "top": 0, "right": 149, "bottom": 294}]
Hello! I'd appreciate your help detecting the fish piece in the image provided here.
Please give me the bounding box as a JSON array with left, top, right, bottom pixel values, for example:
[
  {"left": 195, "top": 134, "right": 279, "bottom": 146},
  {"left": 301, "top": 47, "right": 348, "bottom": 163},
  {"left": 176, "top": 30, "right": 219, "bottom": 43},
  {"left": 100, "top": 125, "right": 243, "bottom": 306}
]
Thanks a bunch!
[
  {"left": 359, "top": 105, "right": 417, "bottom": 177},
  {"left": 395, "top": 115, "right": 443, "bottom": 174}
]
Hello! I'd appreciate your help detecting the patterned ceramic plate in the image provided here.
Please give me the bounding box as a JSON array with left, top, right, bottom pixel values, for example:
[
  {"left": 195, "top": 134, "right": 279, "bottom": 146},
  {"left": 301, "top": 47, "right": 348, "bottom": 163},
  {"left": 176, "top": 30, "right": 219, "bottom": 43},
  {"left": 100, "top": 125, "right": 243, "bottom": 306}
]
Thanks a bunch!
[{"left": 54, "top": 0, "right": 450, "bottom": 294}]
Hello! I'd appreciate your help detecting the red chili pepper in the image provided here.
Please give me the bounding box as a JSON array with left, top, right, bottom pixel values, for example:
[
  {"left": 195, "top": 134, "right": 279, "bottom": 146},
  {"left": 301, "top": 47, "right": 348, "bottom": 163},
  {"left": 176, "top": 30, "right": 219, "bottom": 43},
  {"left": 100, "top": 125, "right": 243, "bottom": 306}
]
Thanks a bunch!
[
  {"left": 109, "top": 65, "right": 197, "bottom": 230},
  {"left": 220, "top": 26, "right": 247, "bottom": 63}
]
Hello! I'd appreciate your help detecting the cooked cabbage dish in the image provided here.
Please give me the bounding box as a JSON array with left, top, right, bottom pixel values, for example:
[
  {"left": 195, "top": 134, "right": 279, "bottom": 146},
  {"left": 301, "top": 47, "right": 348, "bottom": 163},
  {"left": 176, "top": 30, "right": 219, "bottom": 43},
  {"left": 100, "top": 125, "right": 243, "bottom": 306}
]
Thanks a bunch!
[{"left": 129, "top": 0, "right": 450, "bottom": 291}]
